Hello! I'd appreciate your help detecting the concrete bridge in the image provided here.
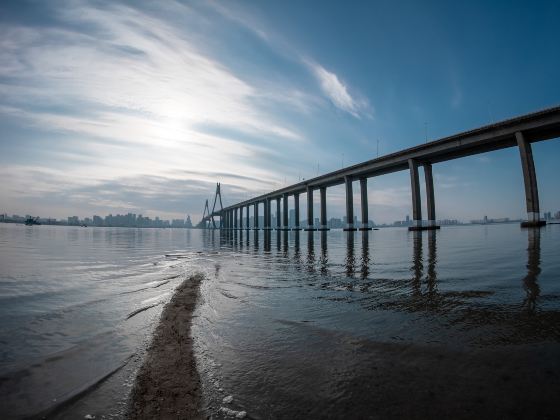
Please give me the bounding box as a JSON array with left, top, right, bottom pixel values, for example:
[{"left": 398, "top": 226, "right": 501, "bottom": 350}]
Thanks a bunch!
[{"left": 200, "top": 106, "right": 560, "bottom": 231}]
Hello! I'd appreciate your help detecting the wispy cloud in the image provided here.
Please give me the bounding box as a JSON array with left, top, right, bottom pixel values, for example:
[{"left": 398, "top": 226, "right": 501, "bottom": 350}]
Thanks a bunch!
[
  {"left": 208, "top": 2, "right": 373, "bottom": 119},
  {"left": 0, "top": 0, "right": 319, "bottom": 218},
  {"left": 0, "top": 0, "right": 380, "bottom": 220},
  {"left": 306, "top": 61, "right": 372, "bottom": 118}
]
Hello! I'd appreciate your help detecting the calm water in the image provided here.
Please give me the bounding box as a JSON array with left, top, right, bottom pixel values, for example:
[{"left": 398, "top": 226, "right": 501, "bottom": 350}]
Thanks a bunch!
[{"left": 1, "top": 223, "right": 559, "bottom": 418}]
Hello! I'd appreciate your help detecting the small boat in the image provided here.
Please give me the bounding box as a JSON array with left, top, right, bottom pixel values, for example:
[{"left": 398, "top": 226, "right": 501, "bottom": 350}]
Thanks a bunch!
[{"left": 24, "top": 217, "right": 41, "bottom": 226}]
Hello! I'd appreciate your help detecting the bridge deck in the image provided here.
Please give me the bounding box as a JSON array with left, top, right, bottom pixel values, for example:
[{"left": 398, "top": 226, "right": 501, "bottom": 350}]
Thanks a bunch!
[{"left": 208, "top": 105, "right": 560, "bottom": 216}]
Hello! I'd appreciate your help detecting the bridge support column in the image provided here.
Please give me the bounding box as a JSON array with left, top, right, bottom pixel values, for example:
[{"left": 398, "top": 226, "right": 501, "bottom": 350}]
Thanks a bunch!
[
  {"left": 239, "top": 207, "right": 243, "bottom": 230},
  {"left": 230, "top": 210, "right": 233, "bottom": 230},
  {"left": 264, "top": 198, "right": 271, "bottom": 230},
  {"left": 234, "top": 208, "right": 238, "bottom": 230},
  {"left": 275, "top": 198, "right": 281, "bottom": 230},
  {"left": 293, "top": 193, "right": 301, "bottom": 230},
  {"left": 408, "top": 159, "right": 423, "bottom": 231},
  {"left": 245, "top": 204, "right": 249, "bottom": 230},
  {"left": 253, "top": 203, "right": 259, "bottom": 230},
  {"left": 424, "top": 163, "right": 440, "bottom": 230},
  {"left": 318, "top": 186, "right": 330, "bottom": 231},
  {"left": 305, "top": 186, "right": 316, "bottom": 231},
  {"left": 516, "top": 132, "right": 545, "bottom": 227},
  {"left": 282, "top": 193, "right": 289, "bottom": 230},
  {"left": 344, "top": 176, "right": 357, "bottom": 231},
  {"left": 359, "top": 178, "right": 372, "bottom": 231}
]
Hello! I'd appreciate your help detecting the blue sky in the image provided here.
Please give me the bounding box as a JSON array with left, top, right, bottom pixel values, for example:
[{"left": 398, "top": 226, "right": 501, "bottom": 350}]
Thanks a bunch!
[{"left": 0, "top": 0, "right": 559, "bottom": 223}]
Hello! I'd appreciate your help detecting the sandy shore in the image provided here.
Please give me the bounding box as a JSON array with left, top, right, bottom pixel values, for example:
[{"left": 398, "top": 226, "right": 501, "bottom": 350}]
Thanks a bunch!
[{"left": 127, "top": 273, "right": 204, "bottom": 420}]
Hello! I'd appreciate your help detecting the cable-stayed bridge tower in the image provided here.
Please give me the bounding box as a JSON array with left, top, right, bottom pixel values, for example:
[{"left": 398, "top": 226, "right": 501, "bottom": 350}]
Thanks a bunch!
[{"left": 197, "top": 183, "right": 223, "bottom": 228}]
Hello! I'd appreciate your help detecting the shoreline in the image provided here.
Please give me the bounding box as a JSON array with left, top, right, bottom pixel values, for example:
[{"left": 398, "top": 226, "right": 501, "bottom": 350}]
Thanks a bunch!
[{"left": 127, "top": 273, "right": 204, "bottom": 420}]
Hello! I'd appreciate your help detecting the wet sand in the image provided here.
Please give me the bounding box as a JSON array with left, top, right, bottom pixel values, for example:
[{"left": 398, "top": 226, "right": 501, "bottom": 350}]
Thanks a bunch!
[{"left": 127, "top": 273, "right": 204, "bottom": 420}]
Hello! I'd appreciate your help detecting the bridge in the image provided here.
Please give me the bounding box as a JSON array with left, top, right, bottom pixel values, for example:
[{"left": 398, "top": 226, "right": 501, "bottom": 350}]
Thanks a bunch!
[{"left": 199, "top": 106, "right": 560, "bottom": 231}]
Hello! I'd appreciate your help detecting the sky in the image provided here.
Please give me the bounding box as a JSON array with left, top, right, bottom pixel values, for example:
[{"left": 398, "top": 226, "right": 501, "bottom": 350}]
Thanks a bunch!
[{"left": 0, "top": 0, "right": 559, "bottom": 224}]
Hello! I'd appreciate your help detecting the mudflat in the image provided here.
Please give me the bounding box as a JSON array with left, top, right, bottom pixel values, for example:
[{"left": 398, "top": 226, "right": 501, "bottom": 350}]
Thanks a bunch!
[{"left": 127, "top": 273, "right": 204, "bottom": 420}]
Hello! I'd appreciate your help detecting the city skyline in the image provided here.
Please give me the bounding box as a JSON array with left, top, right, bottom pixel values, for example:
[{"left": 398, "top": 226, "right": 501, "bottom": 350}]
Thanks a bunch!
[
  {"left": 0, "top": 211, "right": 194, "bottom": 228},
  {"left": 3, "top": 208, "right": 559, "bottom": 229},
  {"left": 1, "top": 1, "right": 559, "bottom": 224}
]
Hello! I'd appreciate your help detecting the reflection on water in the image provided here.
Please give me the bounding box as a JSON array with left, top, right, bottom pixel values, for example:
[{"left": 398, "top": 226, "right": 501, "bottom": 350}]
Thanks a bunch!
[
  {"left": 194, "top": 225, "right": 560, "bottom": 418},
  {"left": 361, "top": 233, "right": 369, "bottom": 280},
  {"left": 523, "top": 228, "right": 541, "bottom": 313},
  {"left": 345, "top": 232, "right": 355, "bottom": 277},
  {"left": 411, "top": 232, "right": 423, "bottom": 296}
]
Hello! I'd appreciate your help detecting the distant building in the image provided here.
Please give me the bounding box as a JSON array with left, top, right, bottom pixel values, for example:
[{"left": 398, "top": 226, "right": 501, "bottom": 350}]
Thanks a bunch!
[
  {"left": 172, "top": 219, "right": 185, "bottom": 228},
  {"left": 328, "top": 218, "right": 343, "bottom": 229},
  {"left": 438, "top": 219, "right": 459, "bottom": 226}
]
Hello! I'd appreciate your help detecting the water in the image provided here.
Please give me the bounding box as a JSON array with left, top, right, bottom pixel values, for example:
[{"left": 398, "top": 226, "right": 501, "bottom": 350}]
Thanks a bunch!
[
  {"left": 1, "top": 223, "right": 559, "bottom": 418},
  {"left": 0, "top": 225, "right": 202, "bottom": 418}
]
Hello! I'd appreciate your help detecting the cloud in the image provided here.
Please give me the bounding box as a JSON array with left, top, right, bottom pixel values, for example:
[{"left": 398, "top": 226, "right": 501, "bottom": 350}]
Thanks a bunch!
[
  {"left": 0, "top": 0, "right": 322, "bottom": 219},
  {"left": 0, "top": 4, "right": 304, "bottom": 142},
  {"left": 0, "top": 1, "right": 378, "bottom": 221},
  {"left": 306, "top": 61, "right": 372, "bottom": 118},
  {"left": 451, "top": 81, "right": 463, "bottom": 108},
  {"left": 207, "top": 2, "right": 373, "bottom": 119},
  {"left": 0, "top": 164, "right": 258, "bottom": 219}
]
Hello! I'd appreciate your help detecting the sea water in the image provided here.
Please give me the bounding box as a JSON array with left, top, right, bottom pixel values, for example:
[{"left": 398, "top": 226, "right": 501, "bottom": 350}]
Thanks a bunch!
[{"left": 1, "top": 223, "right": 559, "bottom": 418}]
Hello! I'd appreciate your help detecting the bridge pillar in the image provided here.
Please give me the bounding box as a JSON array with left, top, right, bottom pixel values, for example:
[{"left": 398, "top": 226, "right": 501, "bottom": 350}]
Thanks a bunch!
[
  {"left": 276, "top": 198, "right": 281, "bottom": 230},
  {"left": 359, "top": 178, "right": 372, "bottom": 231},
  {"left": 319, "top": 186, "right": 329, "bottom": 231},
  {"left": 246, "top": 205, "right": 250, "bottom": 229},
  {"left": 424, "top": 163, "right": 440, "bottom": 230},
  {"left": 294, "top": 193, "right": 301, "bottom": 230},
  {"left": 230, "top": 210, "right": 233, "bottom": 230},
  {"left": 234, "top": 208, "right": 238, "bottom": 230},
  {"left": 239, "top": 206, "right": 243, "bottom": 230},
  {"left": 344, "top": 176, "right": 357, "bottom": 231},
  {"left": 253, "top": 203, "right": 259, "bottom": 230},
  {"left": 265, "top": 198, "right": 271, "bottom": 230},
  {"left": 408, "top": 159, "right": 423, "bottom": 231},
  {"left": 516, "top": 132, "right": 545, "bottom": 227},
  {"left": 305, "top": 186, "right": 316, "bottom": 231},
  {"left": 282, "top": 193, "right": 289, "bottom": 230}
]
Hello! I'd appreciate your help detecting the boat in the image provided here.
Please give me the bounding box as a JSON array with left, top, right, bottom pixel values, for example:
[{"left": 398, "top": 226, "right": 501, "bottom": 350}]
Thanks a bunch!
[{"left": 24, "top": 217, "right": 41, "bottom": 226}]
